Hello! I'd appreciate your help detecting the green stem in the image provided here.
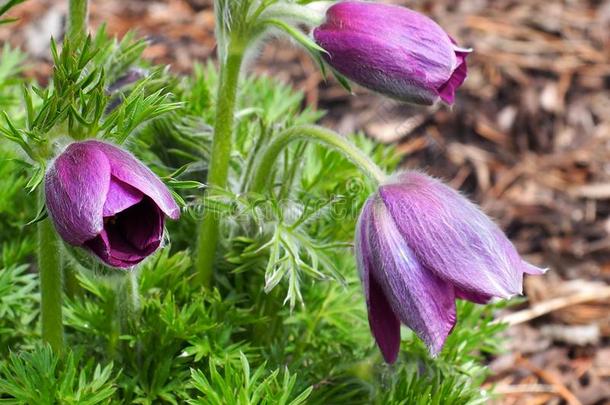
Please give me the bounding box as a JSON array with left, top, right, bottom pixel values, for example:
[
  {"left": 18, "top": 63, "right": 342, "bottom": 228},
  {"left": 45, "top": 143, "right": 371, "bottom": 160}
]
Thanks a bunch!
[
  {"left": 239, "top": 121, "right": 267, "bottom": 192},
  {"left": 106, "top": 271, "right": 140, "bottom": 359},
  {"left": 105, "top": 285, "right": 119, "bottom": 359},
  {"left": 250, "top": 125, "right": 387, "bottom": 194},
  {"left": 278, "top": 141, "right": 307, "bottom": 200},
  {"left": 38, "top": 211, "right": 64, "bottom": 352},
  {"left": 63, "top": 266, "right": 81, "bottom": 298},
  {"left": 195, "top": 48, "right": 245, "bottom": 287},
  {"left": 258, "top": 3, "right": 327, "bottom": 26},
  {"left": 67, "top": 0, "right": 89, "bottom": 47},
  {"left": 66, "top": 0, "right": 89, "bottom": 141},
  {"left": 118, "top": 270, "right": 140, "bottom": 333}
]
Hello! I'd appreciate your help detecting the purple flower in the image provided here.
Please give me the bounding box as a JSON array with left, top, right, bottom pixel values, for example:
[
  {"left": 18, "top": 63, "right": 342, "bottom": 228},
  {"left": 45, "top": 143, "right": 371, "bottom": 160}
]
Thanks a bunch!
[
  {"left": 355, "top": 172, "right": 545, "bottom": 363},
  {"left": 45, "top": 140, "right": 180, "bottom": 269},
  {"left": 313, "top": 1, "right": 471, "bottom": 105}
]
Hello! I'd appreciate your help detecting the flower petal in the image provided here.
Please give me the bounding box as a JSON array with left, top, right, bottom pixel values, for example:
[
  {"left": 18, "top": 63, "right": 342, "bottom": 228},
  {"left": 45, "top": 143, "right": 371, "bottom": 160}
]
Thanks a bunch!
[
  {"left": 522, "top": 261, "right": 548, "bottom": 275},
  {"left": 314, "top": 29, "right": 442, "bottom": 105},
  {"left": 45, "top": 142, "right": 111, "bottom": 245},
  {"left": 85, "top": 198, "right": 163, "bottom": 268},
  {"left": 379, "top": 172, "right": 525, "bottom": 299},
  {"left": 87, "top": 140, "right": 180, "bottom": 220},
  {"left": 455, "top": 288, "right": 492, "bottom": 304},
  {"left": 356, "top": 198, "right": 401, "bottom": 363},
  {"left": 103, "top": 177, "right": 144, "bottom": 217},
  {"left": 85, "top": 230, "right": 143, "bottom": 268},
  {"left": 368, "top": 197, "right": 457, "bottom": 356},
  {"left": 118, "top": 198, "right": 164, "bottom": 251},
  {"left": 368, "top": 276, "right": 401, "bottom": 363},
  {"left": 438, "top": 47, "right": 470, "bottom": 104}
]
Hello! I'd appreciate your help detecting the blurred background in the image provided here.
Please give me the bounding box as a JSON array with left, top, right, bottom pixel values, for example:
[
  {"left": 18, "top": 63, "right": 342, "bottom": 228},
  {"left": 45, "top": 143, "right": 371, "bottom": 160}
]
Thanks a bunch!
[{"left": 1, "top": 0, "right": 609, "bottom": 403}]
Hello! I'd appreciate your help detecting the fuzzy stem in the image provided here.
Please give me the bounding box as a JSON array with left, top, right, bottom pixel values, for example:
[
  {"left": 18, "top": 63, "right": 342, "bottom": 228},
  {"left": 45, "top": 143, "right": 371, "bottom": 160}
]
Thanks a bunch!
[
  {"left": 106, "top": 270, "right": 140, "bottom": 359},
  {"left": 117, "top": 270, "right": 140, "bottom": 334},
  {"left": 258, "top": 3, "right": 327, "bottom": 26},
  {"left": 250, "top": 125, "right": 387, "bottom": 194},
  {"left": 195, "top": 48, "right": 245, "bottom": 287},
  {"left": 63, "top": 266, "right": 81, "bottom": 298},
  {"left": 38, "top": 205, "right": 64, "bottom": 352},
  {"left": 106, "top": 285, "right": 119, "bottom": 358},
  {"left": 67, "top": 0, "right": 89, "bottom": 46}
]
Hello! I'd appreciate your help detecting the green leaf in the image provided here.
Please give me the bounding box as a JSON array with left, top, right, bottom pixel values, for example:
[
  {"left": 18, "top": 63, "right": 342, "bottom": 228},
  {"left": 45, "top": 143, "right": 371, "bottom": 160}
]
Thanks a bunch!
[
  {"left": 25, "top": 162, "right": 45, "bottom": 193},
  {"left": 24, "top": 203, "right": 47, "bottom": 226},
  {"left": 0, "top": 0, "right": 25, "bottom": 18},
  {"left": 332, "top": 69, "right": 353, "bottom": 93}
]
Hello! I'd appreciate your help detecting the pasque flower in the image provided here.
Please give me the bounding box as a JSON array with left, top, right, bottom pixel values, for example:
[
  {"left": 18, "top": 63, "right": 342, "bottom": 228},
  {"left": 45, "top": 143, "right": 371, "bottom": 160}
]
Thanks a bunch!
[
  {"left": 45, "top": 140, "right": 180, "bottom": 268},
  {"left": 356, "top": 172, "right": 545, "bottom": 363},
  {"left": 313, "top": 1, "right": 471, "bottom": 105}
]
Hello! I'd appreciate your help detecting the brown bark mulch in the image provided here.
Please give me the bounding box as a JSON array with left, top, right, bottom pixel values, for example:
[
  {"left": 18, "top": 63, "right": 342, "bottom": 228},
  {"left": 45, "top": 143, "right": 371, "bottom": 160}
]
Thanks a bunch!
[{"left": 2, "top": 1, "right": 610, "bottom": 403}]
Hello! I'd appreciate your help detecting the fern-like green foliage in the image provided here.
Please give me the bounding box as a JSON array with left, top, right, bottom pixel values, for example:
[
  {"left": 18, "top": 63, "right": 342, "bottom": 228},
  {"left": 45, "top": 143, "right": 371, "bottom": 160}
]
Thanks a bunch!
[
  {"left": 189, "top": 353, "right": 312, "bottom": 405},
  {"left": 0, "top": 0, "right": 25, "bottom": 25},
  {"left": 0, "top": 23, "right": 507, "bottom": 404},
  {"left": 0, "top": 45, "right": 25, "bottom": 107},
  {"left": 0, "top": 265, "right": 37, "bottom": 357},
  {"left": 0, "top": 346, "right": 115, "bottom": 405}
]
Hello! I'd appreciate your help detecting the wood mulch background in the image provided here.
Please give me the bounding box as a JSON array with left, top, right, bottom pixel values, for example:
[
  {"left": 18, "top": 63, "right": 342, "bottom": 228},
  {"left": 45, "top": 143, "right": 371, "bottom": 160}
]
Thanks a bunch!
[{"left": 2, "top": 1, "right": 610, "bottom": 404}]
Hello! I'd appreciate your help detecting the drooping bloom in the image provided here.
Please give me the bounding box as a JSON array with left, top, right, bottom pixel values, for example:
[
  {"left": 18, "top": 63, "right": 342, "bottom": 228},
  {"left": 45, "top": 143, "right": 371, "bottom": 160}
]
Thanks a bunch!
[
  {"left": 355, "top": 172, "right": 545, "bottom": 363},
  {"left": 45, "top": 140, "right": 180, "bottom": 268},
  {"left": 313, "top": 1, "right": 471, "bottom": 105}
]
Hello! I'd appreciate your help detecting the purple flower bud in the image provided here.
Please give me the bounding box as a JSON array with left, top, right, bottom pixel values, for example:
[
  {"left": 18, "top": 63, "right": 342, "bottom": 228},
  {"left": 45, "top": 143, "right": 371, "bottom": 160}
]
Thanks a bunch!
[
  {"left": 45, "top": 140, "right": 181, "bottom": 269},
  {"left": 313, "top": 1, "right": 471, "bottom": 105},
  {"left": 355, "top": 172, "right": 545, "bottom": 363}
]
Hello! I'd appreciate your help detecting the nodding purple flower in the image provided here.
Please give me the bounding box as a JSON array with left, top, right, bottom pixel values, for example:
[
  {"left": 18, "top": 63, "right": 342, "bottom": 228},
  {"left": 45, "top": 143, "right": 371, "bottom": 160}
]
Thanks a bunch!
[
  {"left": 45, "top": 140, "right": 180, "bottom": 269},
  {"left": 355, "top": 172, "right": 545, "bottom": 363},
  {"left": 313, "top": 1, "right": 471, "bottom": 105}
]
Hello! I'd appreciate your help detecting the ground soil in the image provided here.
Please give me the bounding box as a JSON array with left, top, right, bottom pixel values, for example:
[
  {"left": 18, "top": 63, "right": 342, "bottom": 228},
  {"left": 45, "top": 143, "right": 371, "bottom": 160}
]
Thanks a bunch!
[{"left": 2, "top": 1, "right": 610, "bottom": 403}]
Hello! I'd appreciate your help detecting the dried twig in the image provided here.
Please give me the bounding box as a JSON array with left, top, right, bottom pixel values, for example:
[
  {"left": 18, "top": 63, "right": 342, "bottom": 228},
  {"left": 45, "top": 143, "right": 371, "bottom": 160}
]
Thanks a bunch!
[
  {"left": 517, "top": 356, "right": 583, "bottom": 405},
  {"left": 499, "top": 287, "right": 610, "bottom": 326}
]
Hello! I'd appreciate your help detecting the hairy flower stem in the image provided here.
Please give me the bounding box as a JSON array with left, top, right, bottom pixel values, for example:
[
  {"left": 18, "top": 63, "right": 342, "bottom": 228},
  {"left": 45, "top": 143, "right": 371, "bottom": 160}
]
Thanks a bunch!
[
  {"left": 63, "top": 267, "right": 81, "bottom": 298},
  {"left": 106, "top": 271, "right": 140, "bottom": 359},
  {"left": 67, "top": 0, "right": 89, "bottom": 46},
  {"left": 118, "top": 270, "right": 140, "bottom": 334},
  {"left": 258, "top": 3, "right": 327, "bottom": 26},
  {"left": 106, "top": 287, "right": 119, "bottom": 358},
  {"left": 250, "top": 125, "right": 387, "bottom": 193},
  {"left": 38, "top": 193, "right": 64, "bottom": 352},
  {"left": 196, "top": 48, "right": 245, "bottom": 287}
]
